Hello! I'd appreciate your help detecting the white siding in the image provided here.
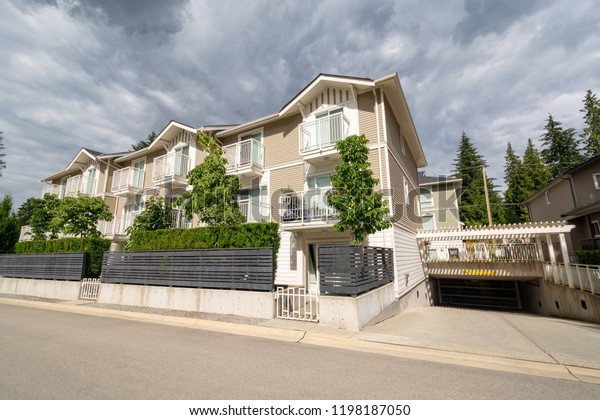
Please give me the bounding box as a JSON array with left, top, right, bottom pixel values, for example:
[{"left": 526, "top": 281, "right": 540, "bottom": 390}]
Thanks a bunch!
[
  {"left": 367, "top": 227, "right": 394, "bottom": 248},
  {"left": 275, "top": 231, "right": 302, "bottom": 286},
  {"left": 393, "top": 222, "right": 425, "bottom": 293}
]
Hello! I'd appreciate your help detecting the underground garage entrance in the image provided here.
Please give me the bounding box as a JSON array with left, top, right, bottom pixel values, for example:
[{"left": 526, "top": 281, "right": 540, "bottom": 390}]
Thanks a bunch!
[{"left": 435, "top": 278, "right": 522, "bottom": 310}]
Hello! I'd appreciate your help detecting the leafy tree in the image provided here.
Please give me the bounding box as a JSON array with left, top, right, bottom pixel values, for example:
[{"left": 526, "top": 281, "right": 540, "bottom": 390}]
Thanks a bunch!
[
  {"left": 521, "top": 138, "right": 552, "bottom": 200},
  {"left": 503, "top": 143, "right": 527, "bottom": 223},
  {"left": 30, "top": 194, "right": 62, "bottom": 240},
  {"left": 16, "top": 197, "right": 43, "bottom": 226},
  {"left": 0, "top": 195, "right": 19, "bottom": 252},
  {"left": 55, "top": 196, "right": 113, "bottom": 237},
  {"left": 126, "top": 196, "right": 173, "bottom": 235},
  {"left": 0, "top": 131, "right": 5, "bottom": 177},
  {"left": 453, "top": 132, "right": 504, "bottom": 226},
  {"left": 580, "top": 90, "right": 600, "bottom": 158},
  {"left": 131, "top": 130, "right": 157, "bottom": 151},
  {"left": 328, "top": 134, "right": 391, "bottom": 244},
  {"left": 540, "top": 114, "right": 583, "bottom": 177},
  {"left": 177, "top": 135, "right": 244, "bottom": 226}
]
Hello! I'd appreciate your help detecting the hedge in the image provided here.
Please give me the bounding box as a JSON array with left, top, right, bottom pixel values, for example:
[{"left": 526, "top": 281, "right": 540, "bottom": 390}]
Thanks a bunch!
[
  {"left": 575, "top": 249, "right": 600, "bottom": 265},
  {"left": 15, "top": 237, "right": 111, "bottom": 277},
  {"left": 129, "top": 223, "right": 281, "bottom": 266}
]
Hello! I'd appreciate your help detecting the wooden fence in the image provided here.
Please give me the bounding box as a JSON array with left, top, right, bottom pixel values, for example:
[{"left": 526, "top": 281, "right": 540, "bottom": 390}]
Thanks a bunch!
[
  {"left": 0, "top": 253, "right": 86, "bottom": 281},
  {"left": 100, "top": 248, "right": 275, "bottom": 291},
  {"left": 318, "top": 246, "right": 394, "bottom": 296}
]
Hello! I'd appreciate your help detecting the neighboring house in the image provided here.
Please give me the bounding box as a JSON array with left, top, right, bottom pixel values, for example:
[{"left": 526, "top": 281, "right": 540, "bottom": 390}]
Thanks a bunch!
[
  {"left": 417, "top": 171, "right": 462, "bottom": 230},
  {"left": 525, "top": 155, "right": 600, "bottom": 260},
  {"left": 34, "top": 72, "right": 429, "bottom": 299}
]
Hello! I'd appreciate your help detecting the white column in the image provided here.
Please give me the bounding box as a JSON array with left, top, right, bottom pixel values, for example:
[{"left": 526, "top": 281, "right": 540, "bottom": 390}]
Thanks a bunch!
[
  {"left": 558, "top": 233, "right": 574, "bottom": 288},
  {"left": 545, "top": 234, "right": 558, "bottom": 284}
]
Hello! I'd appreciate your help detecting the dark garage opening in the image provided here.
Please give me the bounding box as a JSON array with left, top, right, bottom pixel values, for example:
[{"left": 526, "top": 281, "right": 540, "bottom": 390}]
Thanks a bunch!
[{"left": 436, "top": 279, "right": 522, "bottom": 310}]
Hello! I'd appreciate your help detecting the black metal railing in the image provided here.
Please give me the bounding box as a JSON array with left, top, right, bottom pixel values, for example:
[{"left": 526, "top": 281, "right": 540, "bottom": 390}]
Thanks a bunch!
[
  {"left": 581, "top": 238, "right": 600, "bottom": 250},
  {"left": 100, "top": 248, "right": 275, "bottom": 291},
  {"left": 0, "top": 253, "right": 86, "bottom": 281},
  {"left": 318, "top": 245, "right": 394, "bottom": 296}
]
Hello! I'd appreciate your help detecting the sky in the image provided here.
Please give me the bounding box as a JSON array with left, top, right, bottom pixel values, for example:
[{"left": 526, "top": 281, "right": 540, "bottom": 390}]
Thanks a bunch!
[{"left": 1, "top": 0, "right": 599, "bottom": 209}]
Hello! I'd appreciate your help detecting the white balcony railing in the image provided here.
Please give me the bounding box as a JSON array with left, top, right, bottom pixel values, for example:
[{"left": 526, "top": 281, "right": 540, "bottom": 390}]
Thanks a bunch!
[
  {"left": 238, "top": 199, "right": 270, "bottom": 223},
  {"left": 223, "top": 139, "right": 264, "bottom": 172},
  {"left": 152, "top": 153, "right": 190, "bottom": 184},
  {"left": 42, "top": 184, "right": 65, "bottom": 198},
  {"left": 111, "top": 166, "right": 144, "bottom": 194},
  {"left": 299, "top": 113, "right": 350, "bottom": 154},
  {"left": 171, "top": 208, "right": 192, "bottom": 229},
  {"left": 280, "top": 188, "right": 338, "bottom": 224},
  {"left": 120, "top": 210, "right": 143, "bottom": 234},
  {"left": 64, "top": 175, "right": 95, "bottom": 197},
  {"left": 426, "top": 243, "right": 541, "bottom": 263}
]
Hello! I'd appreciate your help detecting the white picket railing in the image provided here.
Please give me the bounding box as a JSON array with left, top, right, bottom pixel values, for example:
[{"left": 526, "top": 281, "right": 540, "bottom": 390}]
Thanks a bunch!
[
  {"left": 80, "top": 278, "right": 101, "bottom": 300},
  {"left": 543, "top": 262, "right": 600, "bottom": 295},
  {"left": 276, "top": 287, "right": 319, "bottom": 322}
]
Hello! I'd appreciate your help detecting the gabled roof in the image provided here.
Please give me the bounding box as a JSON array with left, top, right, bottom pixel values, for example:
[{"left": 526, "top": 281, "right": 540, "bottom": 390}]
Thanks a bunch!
[
  {"left": 216, "top": 72, "right": 427, "bottom": 167},
  {"left": 418, "top": 171, "right": 462, "bottom": 186},
  {"left": 41, "top": 148, "right": 106, "bottom": 182}
]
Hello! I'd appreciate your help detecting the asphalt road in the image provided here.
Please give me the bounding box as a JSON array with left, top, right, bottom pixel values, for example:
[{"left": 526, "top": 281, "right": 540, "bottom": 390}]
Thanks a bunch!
[{"left": 1, "top": 303, "right": 599, "bottom": 399}]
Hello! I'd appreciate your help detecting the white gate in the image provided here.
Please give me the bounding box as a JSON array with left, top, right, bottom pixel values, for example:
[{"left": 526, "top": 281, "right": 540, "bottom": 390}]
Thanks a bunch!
[
  {"left": 80, "top": 278, "right": 101, "bottom": 300},
  {"left": 276, "top": 287, "right": 319, "bottom": 322}
]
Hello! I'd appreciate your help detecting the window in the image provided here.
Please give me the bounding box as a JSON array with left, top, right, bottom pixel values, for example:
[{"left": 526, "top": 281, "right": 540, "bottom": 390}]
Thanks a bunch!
[
  {"left": 84, "top": 168, "right": 97, "bottom": 195},
  {"left": 238, "top": 186, "right": 268, "bottom": 223},
  {"left": 545, "top": 190, "right": 551, "bottom": 205},
  {"left": 174, "top": 145, "right": 190, "bottom": 176},
  {"left": 239, "top": 132, "right": 263, "bottom": 166},
  {"left": 419, "top": 188, "right": 433, "bottom": 208},
  {"left": 132, "top": 159, "right": 145, "bottom": 189},
  {"left": 422, "top": 213, "right": 435, "bottom": 230},
  {"left": 404, "top": 178, "right": 409, "bottom": 204},
  {"left": 592, "top": 220, "right": 600, "bottom": 238},
  {"left": 593, "top": 173, "right": 600, "bottom": 190},
  {"left": 315, "top": 108, "right": 344, "bottom": 148},
  {"left": 400, "top": 133, "right": 406, "bottom": 155}
]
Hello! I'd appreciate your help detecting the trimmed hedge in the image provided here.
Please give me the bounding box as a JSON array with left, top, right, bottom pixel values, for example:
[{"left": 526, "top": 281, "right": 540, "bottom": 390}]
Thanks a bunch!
[
  {"left": 575, "top": 249, "right": 600, "bottom": 265},
  {"left": 129, "top": 223, "right": 281, "bottom": 266},
  {"left": 15, "top": 237, "right": 111, "bottom": 277}
]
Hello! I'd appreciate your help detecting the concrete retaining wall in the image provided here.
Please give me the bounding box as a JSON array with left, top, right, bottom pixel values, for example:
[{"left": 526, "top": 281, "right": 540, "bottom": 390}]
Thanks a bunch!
[
  {"left": 98, "top": 283, "right": 276, "bottom": 319},
  {"left": 521, "top": 280, "right": 600, "bottom": 324},
  {"left": 0, "top": 277, "right": 81, "bottom": 301}
]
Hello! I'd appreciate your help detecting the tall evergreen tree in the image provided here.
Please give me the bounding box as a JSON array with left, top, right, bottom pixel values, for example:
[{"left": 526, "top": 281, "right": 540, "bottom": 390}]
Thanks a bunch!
[
  {"left": 131, "top": 130, "right": 157, "bottom": 151},
  {"left": 503, "top": 143, "right": 527, "bottom": 223},
  {"left": 0, "top": 195, "right": 19, "bottom": 252},
  {"left": 0, "top": 131, "right": 6, "bottom": 177},
  {"left": 453, "top": 132, "right": 504, "bottom": 226},
  {"left": 540, "top": 114, "right": 583, "bottom": 177},
  {"left": 522, "top": 138, "right": 552, "bottom": 199},
  {"left": 580, "top": 90, "right": 600, "bottom": 157}
]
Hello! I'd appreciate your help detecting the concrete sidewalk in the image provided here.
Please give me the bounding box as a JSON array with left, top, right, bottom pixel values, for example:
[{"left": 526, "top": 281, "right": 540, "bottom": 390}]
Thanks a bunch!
[{"left": 2, "top": 297, "right": 600, "bottom": 385}]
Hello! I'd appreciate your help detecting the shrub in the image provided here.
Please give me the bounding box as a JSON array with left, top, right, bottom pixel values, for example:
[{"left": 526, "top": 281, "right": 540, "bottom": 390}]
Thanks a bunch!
[
  {"left": 575, "top": 249, "right": 600, "bottom": 265},
  {"left": 15, "top": 237, "right": 111, "bottom": 277}
]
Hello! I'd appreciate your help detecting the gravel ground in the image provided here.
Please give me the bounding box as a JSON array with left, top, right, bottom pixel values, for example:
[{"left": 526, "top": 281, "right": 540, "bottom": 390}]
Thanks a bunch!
[{"left": 0, "top": 293, "right": 267, "bottom": 326}]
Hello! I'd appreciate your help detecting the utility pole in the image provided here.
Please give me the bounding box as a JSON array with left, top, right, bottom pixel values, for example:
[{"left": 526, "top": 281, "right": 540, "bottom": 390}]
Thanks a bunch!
[{"left": 482, "top": 166, "right": 493, "bottom": 226}]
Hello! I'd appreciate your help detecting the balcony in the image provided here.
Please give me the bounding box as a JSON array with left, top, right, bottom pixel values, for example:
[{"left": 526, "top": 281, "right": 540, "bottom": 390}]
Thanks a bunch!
[
  {"left": 238, "top": 199, "right": 270, "bottom": 223},
  {"left": 64, "top": 175, "right": 94, "bottom": 197},
  {"left": 299, "top": 113, "right": 349, "bottom": 162},
  {"left": 223, "top": 139, "right": 264, "bottom": 178},
  {"left": 152, "top": 153, "right": 190, "bottom": 187},
  {"left": 42, "top": 184, "right": 65, "bottom": 199},
  {"left": 112, "top": 167, "right": 144, "bottom": 196},
  {"left": 279, "top": 188, "right": 338, "bottom": 228}
]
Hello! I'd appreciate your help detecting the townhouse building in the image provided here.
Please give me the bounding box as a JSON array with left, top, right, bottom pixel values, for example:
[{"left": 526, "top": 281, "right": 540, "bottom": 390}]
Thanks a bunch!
[
  {"left": 417, "top": 171, "right": 462, "bottom": 230},
  {"left": 37, "top": 73, "right": 429, "bottom": 300}
]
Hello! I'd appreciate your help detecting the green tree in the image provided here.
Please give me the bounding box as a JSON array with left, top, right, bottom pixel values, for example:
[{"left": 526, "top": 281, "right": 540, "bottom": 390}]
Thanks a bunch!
[
  {"left": 503, "top": 143, "right": 528, "bottom": 223},
  {"left": 16, "top": 197, "right": 43, "bottom": 226},
  {"left": 540, "top": 114, "right": 583, "bottom": 177},
  {"left": 0, "top": 195, "right": 19, "bottom": 252},
  {"left": 126, "top": 196, "right": 173, "bottom": 234},
  {"left": 580, "top": 90, "right": 600, "bottom": 158},
  {"left": 328, "top": 134, "right": 391, "bottom": 244},
  {"left": 0, "top": 131, "right": 6, "bottom": 177},
  {"left": 453, "top": 132, "right": 504, "bottom": 226},
  {"left": 521, "top": 138, "right": 552, "bottom": 200},
  {"left": 30, "top": 194, "right": 62, "bottom": 240},
  {"left": 177, "top": 135, "right": 244, "bottom": 226},
  {"left": 131, "top": 130, "right": 157, "bottom": 151},
  {"left": 55, "top": 196, "right": 113, "bottom": 237}
]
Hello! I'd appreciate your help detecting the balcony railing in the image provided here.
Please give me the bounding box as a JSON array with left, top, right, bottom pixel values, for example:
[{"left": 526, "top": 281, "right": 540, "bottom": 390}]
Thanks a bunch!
[
  {"left": 64, "top": 175, "right": 95, "bottom": 197},
  {"left": 279, "top": 188, "right": 338, "bottom": 224},
  {"left": 152, "top": 154, "right": 190, "bottom": 184},
  {"left": 238, "top": 199, "right": 270, "bottom": 223},
  {"left": 299, "top": 113, "right": 350, "bottom": 154},
  {"left": 426, "top": 243, "right": 541, "bottom": 263},
  {"left": 120, "top": 210, "right": 143, "bottom": 234},
  {"left": 223, "top": 139, "right": 264, "bottom": 173},
  {"left": 171, "top": 208, "right": 192, "bottom": 229},
  {"left": 42, "top": 184, "right": 65, "bottom": 198},
  {"left": 581, "top": 238, "right": 600, "bottom": 250},
  {"left": 112, "top": 167, "right": 144, "bottom": 194}
]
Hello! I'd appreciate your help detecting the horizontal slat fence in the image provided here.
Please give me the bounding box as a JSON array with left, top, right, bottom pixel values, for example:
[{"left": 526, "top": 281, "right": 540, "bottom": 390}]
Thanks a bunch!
[
  {"left": 0, "top": 253, "right": 86, "bottom": 281},
  {"left": 319, "top": 246, "right": 394, "bottom": 296},
  {"left": 101, "top": 248, "right": 274, "bottom": 291}
]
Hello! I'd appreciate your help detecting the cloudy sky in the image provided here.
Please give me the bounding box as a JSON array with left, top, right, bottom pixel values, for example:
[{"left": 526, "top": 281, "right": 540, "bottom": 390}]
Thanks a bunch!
[{"left": 1, "top": 0, "right": 599, "bottom": 208}]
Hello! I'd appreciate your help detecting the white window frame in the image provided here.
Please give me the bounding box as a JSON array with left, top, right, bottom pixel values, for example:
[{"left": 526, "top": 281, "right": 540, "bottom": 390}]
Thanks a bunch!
[
  {"left": 422, "top": 212, "right": 436, "bottom": 230},
  {"left": 239, "top": 129, "right": 263, "bottom": 143},
  {"left": 545, "top": 190, "right": 551, "bottom": 205},
  {"left": 592, "top": 220, "right": 600, "bottom": 238},
  {"left": 404, "top": 177, "right": 409, "bottom": 204},
  {"left": 419, "top": 187, "right": 434, "bottom": 208},
  {"left": 593, "top": 173, "right": 600, "bottom": 190}
]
